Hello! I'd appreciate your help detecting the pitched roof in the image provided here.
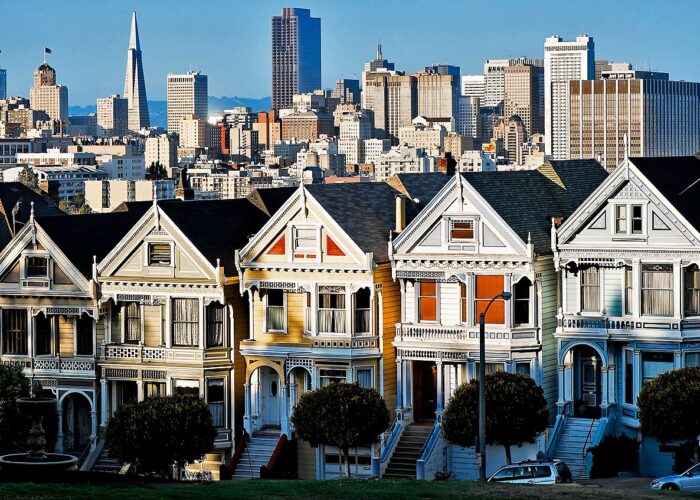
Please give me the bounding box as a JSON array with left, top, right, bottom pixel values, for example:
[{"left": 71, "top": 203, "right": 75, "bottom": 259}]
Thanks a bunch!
[
  {"left": 388, "top": 172, "right": 451, "bottom": 205},
  {"left": 156, "top": 199, "right": 271, "bottom": 275},
  {"left": 246, "top": 187, "right": 297, "bottom": 217},
  {"left": 463, "top": 159, "right": 608, "bottom": 254},
  {"left": 0, "top": 183, "right": 64, "bottom": 250},
  {"left": 306, "top": 177, "right": 448, "bottom": 263},
  {"left": 630, "top": 156, "right": 700, "bottom": 233},
  {"left": 36, "top": 206, "right": 151, "bottom": 278}
]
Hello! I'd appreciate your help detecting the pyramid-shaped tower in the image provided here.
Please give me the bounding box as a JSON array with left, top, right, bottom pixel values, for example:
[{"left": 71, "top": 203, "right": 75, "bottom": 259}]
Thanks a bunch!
[{"left": 123, "top": 11, "right": 150, "bottom": 131}]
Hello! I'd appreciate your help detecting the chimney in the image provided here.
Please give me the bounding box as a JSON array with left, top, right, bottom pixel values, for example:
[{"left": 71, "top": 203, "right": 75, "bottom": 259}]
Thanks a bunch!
[{"left": 395, "top": 195, "right": 406, "bottom": 233}]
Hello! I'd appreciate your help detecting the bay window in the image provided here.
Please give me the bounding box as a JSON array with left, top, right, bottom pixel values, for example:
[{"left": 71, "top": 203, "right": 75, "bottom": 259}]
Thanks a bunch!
[
  {"left": 318, "top": 287, "right": 346, "bottom": 334},
  {"left": 684, "top": 265, "right": 700, "bottom": 317},
  {"left": 515, "top": 362, "right": 531, "bottom": 377},
  {"left": 35, "top": 313, "right": 51, "bottom": 355},
  {"left": 319, "top": 368, "right": 346, "bottom": 387},
  {"left": 206, "top": 378, "right": 225, "bottom": 428},
  {"left": 124, "top": 302, "right": 141, "bottom": 343},
  {"left": 641, "top": 264, "right": 673, "bottom": 316},
  {"left": 418, "top": 281, "right": 437, "bottom": 322},
  {"left": 580, "top": 266, "right": 600, "bottom": 312},
  {"left": 355, "top": 368, "right": 373, "bottom": 388},
  {"left": 473, "top": 362, "right": 504, "bottom": 380},
  {"left": 174, "top": 379, "right": 199, "bottom": 398},
  {"left": 26, "top": 256, "right": 49, "bottom": 277},
  {"left": 460, "top": 281, "right": 467, "bottom": 324},
  {"left": 172, "top": 298, "right": 199, "bottom": 346},
  {"left": 642, "top": 352, "right": 674, "bottom": 384},
  {"left": 624, "top": 350, "right": 634, "bottom": 404},
  {"left": 266, "top": 290, "right": 285, "bottom": 332},
  {"left": 624, "top": 266, "right": 634, "bottom": 315},
  {"left": 206, "top": 303, "right": 225, "bottom": 347},
  {"left": 2, "top": 309, "right": 27, "bottom": 354},
  {"left": 76, "top": 314, "right": 94, "bottom": 356},
  {"left": 475, "top": 275, "right": 504, "bottom": 324},
  {"left": 144, "top": 382, "right": 165, "bottom": 398},
  {"left": 354, "top": 288, "right": 370, "bottom": 335},
  {"left": 686, "top": 352, "right": 700, "bottom": 368},
  {"left": 513, "top": 278, "right": 531, "bottom": 326}
]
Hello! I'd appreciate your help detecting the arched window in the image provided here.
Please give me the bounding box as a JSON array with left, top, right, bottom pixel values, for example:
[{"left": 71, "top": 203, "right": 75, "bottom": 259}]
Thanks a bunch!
[{"left": 513, "top": 278, "right": 532, "bottom": 326}]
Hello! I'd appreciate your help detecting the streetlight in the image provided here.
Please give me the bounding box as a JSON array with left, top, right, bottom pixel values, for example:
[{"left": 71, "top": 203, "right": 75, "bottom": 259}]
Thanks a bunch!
[{"left": 478, "top": 290, "right": 512, "bottom": 482}]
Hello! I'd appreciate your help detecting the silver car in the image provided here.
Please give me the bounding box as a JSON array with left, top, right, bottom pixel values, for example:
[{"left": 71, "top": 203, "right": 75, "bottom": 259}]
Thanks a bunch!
[
  {"left": 650, "top": 463, "right": 700, "bottom": 491},
  {"left": 488, "top": 460, "right": 574, "bottom": 485}
]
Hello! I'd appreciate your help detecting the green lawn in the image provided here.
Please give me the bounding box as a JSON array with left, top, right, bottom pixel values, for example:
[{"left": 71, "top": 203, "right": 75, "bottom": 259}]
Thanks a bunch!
[{"left": 0, "top": 479, "right": 689, "bottom": 499}]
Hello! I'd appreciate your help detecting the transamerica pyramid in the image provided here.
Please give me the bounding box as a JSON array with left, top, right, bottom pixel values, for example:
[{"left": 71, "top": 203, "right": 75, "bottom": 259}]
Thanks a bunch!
[{"left": 123, "top": 11, "right": 150, "bottom": 131}]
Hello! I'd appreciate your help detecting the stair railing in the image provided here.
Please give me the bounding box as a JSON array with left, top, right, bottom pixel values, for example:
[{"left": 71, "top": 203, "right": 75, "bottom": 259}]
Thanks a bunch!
[
  {"left": 224, "top": 430, "right": 249, "bottom": 477},
  {"left": 260, "top": 434, "right": 288, "bottom": 479},
  {"left": 581, "top": 419, "right": 596, "bottom": 475},
  {"left": 416, "top": 423, "right": 443, "bottom": 480},
  {"left": 370, "top": 418, "right": 404, "bottom": 477}
]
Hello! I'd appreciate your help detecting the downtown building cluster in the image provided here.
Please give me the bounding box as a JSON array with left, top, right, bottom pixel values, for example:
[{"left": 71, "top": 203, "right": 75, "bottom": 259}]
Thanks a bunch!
[{"left": 0, "top": 5, "right": 700, "bottom": 483}]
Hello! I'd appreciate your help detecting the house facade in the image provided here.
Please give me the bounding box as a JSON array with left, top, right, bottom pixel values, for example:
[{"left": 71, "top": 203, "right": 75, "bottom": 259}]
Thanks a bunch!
[
  {"left": 551, "top": 156, "right": 700, "bottom": 477},
  {"left": 384, "top": 161, "right": 608, "bottom": 479}
]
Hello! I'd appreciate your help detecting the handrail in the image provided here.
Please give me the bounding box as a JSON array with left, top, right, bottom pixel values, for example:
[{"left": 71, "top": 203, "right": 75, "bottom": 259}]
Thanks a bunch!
[
  {"left": 371, "top": 418, "right": 403, "bottom": 477},
  {"left": 76, "top": 434, "right": 97, "bottom": 468},
  {"left": 225, "top": 431, "right": 249, "bottom": 475},
  {"left": 545, "top": 414, "right": 565, "bottom": 458},
  {"left": 416, "top": 422, "right": 442, "bottom": 480},
  {"left": 260, "top": 434, "right": 288, "bottom": 478},
  {"left": 582, "top": 418, "right": 596, "bottom": 462}
]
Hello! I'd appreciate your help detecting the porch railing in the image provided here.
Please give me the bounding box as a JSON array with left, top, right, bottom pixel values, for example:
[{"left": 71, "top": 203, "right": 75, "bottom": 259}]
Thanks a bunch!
[
  {"left": 103, "top": 344, "right": 166, "bottom": 360},
  {"left": 371, "top": 418, "right": 404, "bottom": 477},
  {"left": 559, "top": 313, "right": 682, "bottom": 332}
]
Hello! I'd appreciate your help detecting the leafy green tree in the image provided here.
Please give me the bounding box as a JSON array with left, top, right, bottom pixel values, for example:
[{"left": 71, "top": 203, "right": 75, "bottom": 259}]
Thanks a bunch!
[
  {"left": 442, "top": 371, "right": 549, "bottom": 464},
  {"left": 291, "top": 382, "right": 390, "bottom": 477},
  {"left": 638, "top": 367, "right": 700, "bottom": 467},
  {"left": 0, "top": 364, "right": 30, "bottom": 453},
  {"left": 106, "top": 394, "right": 216, "bottom": 477},
  {"left": 17, "top": 165, "right": 39, "bottom": 193}
]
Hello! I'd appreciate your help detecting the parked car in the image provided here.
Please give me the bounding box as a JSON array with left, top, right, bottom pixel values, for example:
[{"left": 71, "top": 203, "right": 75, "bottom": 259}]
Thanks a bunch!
[
  {"left": 487, "top": 459, "right": 574, "bottom": 484},
  {"left": 650, "top": 463, "right": 700, "bottom": 491}
]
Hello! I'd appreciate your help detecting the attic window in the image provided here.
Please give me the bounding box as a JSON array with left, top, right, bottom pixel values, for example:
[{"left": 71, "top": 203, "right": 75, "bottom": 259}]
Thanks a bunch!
[
  {"left": 450, "top": 219, "right": 475, "bottom": 241},
  {"left": 148, "top": 243, "right": 171, "bottom": 266},
  {"left": 26, "top": 257, "right": 48, "bottom": 278}
]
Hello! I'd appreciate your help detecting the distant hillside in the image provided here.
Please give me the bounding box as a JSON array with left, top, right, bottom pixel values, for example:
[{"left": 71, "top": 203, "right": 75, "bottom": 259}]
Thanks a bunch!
[{"left": 68, "top": 96, "right": 272, "bottom": 129}]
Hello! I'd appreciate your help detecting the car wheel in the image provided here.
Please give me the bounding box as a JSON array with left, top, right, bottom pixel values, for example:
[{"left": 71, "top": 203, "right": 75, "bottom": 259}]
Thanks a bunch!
[{"left": 661, "top": 483, "right": 679, "bottom": 490}]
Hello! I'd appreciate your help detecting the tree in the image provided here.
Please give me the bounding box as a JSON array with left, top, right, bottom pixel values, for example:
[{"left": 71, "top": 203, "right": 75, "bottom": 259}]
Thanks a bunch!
[
  {"left": 0, "top": 364, "right": 30, "bottom": 454},
  {"left": 638, "top": 367, "right": 700, "bottom": 467},
  {"left": 17, "top": 165, "right": 39, "bottom": 193},
  {"left": 442, "top": 371, "right": 549, "bottom": 464},
  {"left": 291, "top": 382, "right": 390, "bottom": 477},
  {"left": 105, "top": 394, "right": 217, "bottom": 477}
]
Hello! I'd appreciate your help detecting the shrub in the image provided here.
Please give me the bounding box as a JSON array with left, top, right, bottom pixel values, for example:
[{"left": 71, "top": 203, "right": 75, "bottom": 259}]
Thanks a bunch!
[{"left": 589, "top": 434, "right": 639, "bottom": 478}]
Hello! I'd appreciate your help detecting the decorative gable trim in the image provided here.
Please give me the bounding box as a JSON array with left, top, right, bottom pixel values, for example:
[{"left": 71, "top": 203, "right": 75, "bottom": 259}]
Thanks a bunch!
[
  {"left": 483, "top": 224, "right": 507, "bottom": 247},
  {"left": 651, "top": 212, "right": 670, "bottom": 231},
  {"left": 419, "top": 222, "right": 442, "bottom": 247},
  {"left": 588, "top": 212, "right": 607, "bottom": 230}
]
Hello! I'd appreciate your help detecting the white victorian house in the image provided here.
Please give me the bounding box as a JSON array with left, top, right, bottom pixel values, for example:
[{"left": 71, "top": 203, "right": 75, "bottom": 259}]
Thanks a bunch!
[
  {"left": 550, "top": 155, "right": 700, "bottom": 477},
  {"left": 382, "top": 162, "right": 607, "bottom": 480}
]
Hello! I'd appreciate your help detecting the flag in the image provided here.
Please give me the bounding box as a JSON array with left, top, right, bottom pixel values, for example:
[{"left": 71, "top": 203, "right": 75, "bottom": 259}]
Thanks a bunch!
[{"left": 44, "top": 47, "right": 52, "bottom": 54}]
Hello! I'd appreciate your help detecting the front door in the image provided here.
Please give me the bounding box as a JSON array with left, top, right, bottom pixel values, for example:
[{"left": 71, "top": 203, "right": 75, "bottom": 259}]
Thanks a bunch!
[
  {"left": 260, "top": 367, "right": 281, "bottom": 429},
  {"left": 412, "top": 361, "right": 437, "bottom": 422},
  {"left": 575, "top": 349, "right": 601, "bottom": 418}
]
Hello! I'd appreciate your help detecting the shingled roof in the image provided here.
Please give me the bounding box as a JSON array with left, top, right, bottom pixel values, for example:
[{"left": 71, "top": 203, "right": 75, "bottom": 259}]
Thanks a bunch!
[
  {"left": 630, "top": 156, "right": 700, "bottom": 233},
  {"left": 463, "top": 159, "right": 608, "bottom": 254},
  {"left": 0, "top": 183, "right": 64, "bottom": 250}
]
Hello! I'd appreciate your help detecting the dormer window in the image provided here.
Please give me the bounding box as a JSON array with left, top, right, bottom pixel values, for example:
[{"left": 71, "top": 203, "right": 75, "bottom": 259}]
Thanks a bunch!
[
  {"left": 450, "top": 219, "right": 475, "bottom": 241},
  {"left": 26, "top": 256, "right": 48, "bottom": 278},
  {"left": 148, "top": 243, "right": 171, "bottom": 266},
  {"left": 614, "top": 204, "right": 643, "bottom": 235},
  {"left": 293, "top": 227, "right": 317, "bottom": 251}
]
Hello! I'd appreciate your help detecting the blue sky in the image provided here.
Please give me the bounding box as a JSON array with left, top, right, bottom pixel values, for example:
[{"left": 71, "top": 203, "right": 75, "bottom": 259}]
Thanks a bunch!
[{"left": 1, "top": 0, "right": 698, "bottom": 105}]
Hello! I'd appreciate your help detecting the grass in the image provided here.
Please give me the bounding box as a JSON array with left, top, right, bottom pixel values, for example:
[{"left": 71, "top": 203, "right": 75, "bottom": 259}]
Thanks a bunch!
[{"left": 0, "top": 479, "right": 692, "bottom": 499}]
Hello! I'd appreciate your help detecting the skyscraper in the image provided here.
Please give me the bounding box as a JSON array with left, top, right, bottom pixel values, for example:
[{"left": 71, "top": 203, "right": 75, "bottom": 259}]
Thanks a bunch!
[
  {"left": 271, "top": 8, "right": 321, "bottom": 109},
  {"left": 483, "top": 59, "right": 510, "bottom": 108},
  {"left": 418, "top": 65, "right": 460, "bottom": 127},
  {"left": 544, "top": 35, "right": 594, "bottom": 158},
  {"left": 461, "top": 75, "right": 485, "bottom": 98},
  {"left": 504, "top": 62, "right": 544, "bottom": 136},
  {"left": 167, "top": 71, "right": 208, "bottom": 136},
  {"left": 97, "top": 94, "right": 128, "bottom": 137},
  {"left": 0, "top": 67, "right": 6, "bottom": 100},
  {"left": 123, "top": 11, "right": 150, "bottom": 131},
  {"left": 29, "top": 63, "right": 68, "bottom": 125}
]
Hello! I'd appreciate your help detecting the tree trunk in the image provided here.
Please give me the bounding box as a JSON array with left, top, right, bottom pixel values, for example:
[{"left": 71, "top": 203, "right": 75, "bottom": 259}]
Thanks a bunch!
[
  {"left": 343, "top": 448, "right": 352, "bottom": 478},
  {"left": 504, "top": 444, "right": 512, "bottom": 465}
]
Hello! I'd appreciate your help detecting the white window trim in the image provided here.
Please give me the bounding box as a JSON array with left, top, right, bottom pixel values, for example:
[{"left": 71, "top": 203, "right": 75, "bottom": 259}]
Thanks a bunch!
[
  {"left": 144, "top": 241, "right": 175, "bottom": 268},
  {"left": 416, "top": 280, "right": 440, "bottom": 325},
  {"left": 204, "top": 375, "right": 228, "bottom": 429},
  {"left": 447, "top": 217, "right": 477, "bottom": 243},
  {"left": 609, "top": 200, "right": 648, "bottom": 238},
  {"left": 353, "top": 366, "right": 374, "bottom": 388},
  {"left": 264, "top": 289, "right": 287, "bottom": 334},
  {"left": 639, "top": 261, "right": 675, "bottom": 319},
  {"left": 289, "top": 224, "right": 322, "bottom": 263}
]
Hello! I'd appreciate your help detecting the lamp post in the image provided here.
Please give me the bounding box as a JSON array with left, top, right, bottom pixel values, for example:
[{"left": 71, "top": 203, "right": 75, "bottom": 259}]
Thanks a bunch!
[{"left": 478, "top": 291, "right": 512, "bottom": 482}]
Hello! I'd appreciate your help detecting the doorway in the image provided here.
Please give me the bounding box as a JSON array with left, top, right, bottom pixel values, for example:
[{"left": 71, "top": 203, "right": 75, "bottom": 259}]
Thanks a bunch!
[
  {"left": 412, "top": 361, "right": 437, "bottom": 422},
  {"left": 259, "top": 366, "right": 281, "bottom": 429}
]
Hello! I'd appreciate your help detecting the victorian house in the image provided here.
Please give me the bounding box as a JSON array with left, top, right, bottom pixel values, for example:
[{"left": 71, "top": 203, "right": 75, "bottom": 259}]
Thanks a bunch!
[
  {"left": 235, "top": 179, "right": 447, "bottom": 479},
  {"left": 384, "top": 162, "right": 607, "bottom": 479},
  {"left": 93, "top": 193, "right": 292, "bottom": 466},
  {"left": 550, "top": 155, "right": 700, "bottom": 477},
  {"left": 0, "top": 205, "right": 146, "bottom": 455}
]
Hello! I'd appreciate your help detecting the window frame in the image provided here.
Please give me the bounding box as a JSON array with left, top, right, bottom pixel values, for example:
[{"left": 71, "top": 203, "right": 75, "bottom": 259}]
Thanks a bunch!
[
  {"left": 353, "top": 288, "right": 371, "bottom": 336},
  {"left": 641, "top": 263, "right": 674, "bottom": 317},
  {"left": 579, "top": 265, "right": 601, "bottom": 313},
  {"left": 354, "top": 366, "right": 374, "bottom": 389},
  {"left": 684, "top": 264, "right": 700, "bottom": 318},
  {"left": 449, "top": 218, "right": 476, "bottom": 242},
  {"left": 171, "top": 298, "right": 200, "bottom": 347},
  {"left": 25, "top": 255, "right": 49, "bottom": 278},
  {"left": 624, "top": 265, "right": 634, "bottom": 316},
  {"left": 2, "top": 309, "right": 28, "bottom": 355},
  {"left": 417, "top": 280, "right": 438, "bottom": 323},
  {"left": 205, "top": 377, "right": 226, "bottom": 428},
  {"left": 265, "top": 289, "right": 287, "bottom": 333},
  {"left": 318, "top": 287, "right": 347, "bottom": 335},
  {"left": 319, "top": 368, "right": 348, "bottom": 387},
  {"left": 147, "top": 242, "right": 172, "bottom": 267},
  {"left": 474, "top": 275, "right": 505, "bottom": 325},
  {"left": 123, "top": 301, "right": 142, "bottom": 344},
  {"left": 513, "top": 278, "right": 531, "bottom": 326},
  {"left": 205, "top": 302, "right": 226, "bottom": 348}
]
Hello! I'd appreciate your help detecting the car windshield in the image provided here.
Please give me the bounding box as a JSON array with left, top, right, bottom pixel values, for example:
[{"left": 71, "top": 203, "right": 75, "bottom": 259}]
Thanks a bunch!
[{"left": 686, "top": 464, "right": 700, "bottom": 475}]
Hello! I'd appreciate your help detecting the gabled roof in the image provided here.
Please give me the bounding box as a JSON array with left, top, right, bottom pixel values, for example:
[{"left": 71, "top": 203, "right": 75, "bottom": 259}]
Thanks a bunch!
[
  {"left": 630, "top": 156, "right": 700, "bottom": 233},
  {"left": 388, "top": 172, "right": 451, "bottom": 205},
  {"left": 246, "top": 187, "right": 297, "bottom": 217},
  {"left": 463, "top": 159, "right": 608, "bottom": 254},
  {"left": 306, "top": 178, "right": 446, "bottom": 263},
  {"left": 0, "top": 183, "right": 64, "bottom": 250},
  {"left": 36, "top": 206, "right": 151, "bottom": 278}
]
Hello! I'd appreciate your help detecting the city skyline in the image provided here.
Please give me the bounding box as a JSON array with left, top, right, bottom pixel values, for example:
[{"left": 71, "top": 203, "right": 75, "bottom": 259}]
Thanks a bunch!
[{"left": 1, "top": 0, "right": 698, "bottom": 105}]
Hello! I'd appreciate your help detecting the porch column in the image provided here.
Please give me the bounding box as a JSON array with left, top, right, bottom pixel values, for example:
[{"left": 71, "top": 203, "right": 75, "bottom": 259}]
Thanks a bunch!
[
  {"left": 600, "top": 367, "right": 609, "bottom": 408},
  {"left": 100, "top": 378, "right": 108, "bottom": 427},
  {"left": 90, "top": 410, "right": 97, "bottom": 450},
  {"left": 289, "top": 382, "right": 298, "bottom": 413},
  {"left": 632, "top": 350, "right": 641, "bottom": 403},
  {"left": 56, "top": 407, "right": 63, "bottom": 453},
  {"left": 607, "top": 364, "right": 616, "bottom": 405},
  {"left": 564, "top": 363, "right": 574, "bottom": 406},
  {"left": 136, "top": 379, "right": 144, "bottom": 402},
  {"left": 403, "top": 361, "right": 412, "bottom": 414},
  {"left": 436, "top": 360, "right": 444, "bottom": 417},
  {"left": 243, "top": 383, "right": 252, "bottom": 434},
  {"left": 557, "top": 364, "right": 565, "bottom": 412},
  {"left": 280, "top": 384, "right": 289, "bottom": 437},
  {"left": 395, "top": 359, "right": 403, "bottom": 415}
]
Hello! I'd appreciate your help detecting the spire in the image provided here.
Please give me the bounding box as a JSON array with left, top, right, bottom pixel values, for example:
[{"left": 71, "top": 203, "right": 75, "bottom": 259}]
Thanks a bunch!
[
  {"left": 377, "top": 43, "right": 383, "bottom": 61},
  {"left": 129, "top": 11, "right": 140, "bottom": 51}
]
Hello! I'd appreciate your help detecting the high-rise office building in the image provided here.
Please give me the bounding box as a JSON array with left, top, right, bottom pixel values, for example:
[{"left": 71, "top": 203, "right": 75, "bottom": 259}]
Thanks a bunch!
[
  {"left": 338, "top": 111, "right": 372, "bottom": 164},
  {"left": 97, "top": 94, "right": 128, "bottom": 137},
  {"left": 569, "top": 76, "right": 700, "bottom": 172},
  {"left": 418, "top": 65, "right": 460, "bottom": 126},
  {"left": 461, "top": 75, "right": 485, "bottom": 98},
  {"left": 483, "top": 59, "right": 510, "bottom": 108},
  {"left": 361, "top": 45, "right": 395, "bottom": 109},
  {"left": 458, "top": 96, "right": 481, "bottom": 140},
  {"left": 271, "top": 7, "right": 321, "bottom": 109},
  {"left": 504, "top": 62, "right": 544, "bottom": 136},
  {"left": 167, "top": 71, "right": 208, "bottom": 136},
  {"left": 332, "top": 79, "right": 361, "bottom": 105},
  {"left": 123, "top": 11, "right": 150, "bottom": 131},
  {"left": 29, "top": 63, "right": 68, "bottom": 125},
  {"left": 0, "top": 68, "right": 6, "bottom": 100},
  {"left": 544, "top": 35, "right": 594, "bottom": 158},
  {"left": 364, "top": 72, "right": 417, "bottom": 145}
]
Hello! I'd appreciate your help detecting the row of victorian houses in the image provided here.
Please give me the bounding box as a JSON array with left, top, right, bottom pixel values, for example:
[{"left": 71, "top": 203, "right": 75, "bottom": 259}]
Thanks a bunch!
[{"left": 0, "top": 154, "right": 698, "bottom": 480}]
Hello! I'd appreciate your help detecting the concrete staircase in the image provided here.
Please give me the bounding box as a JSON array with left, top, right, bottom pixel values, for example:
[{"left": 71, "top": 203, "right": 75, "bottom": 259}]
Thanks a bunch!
[
  {"left": 551, "top": 417, "right": 600, "bottom": 479},
  {"left": 383, "top": 423, "right": 432, "bottom": 479},
  {"left": 92, "top": 447, "right": 123, "bottom": 473},
  {"left": 231, "top": 435, "right": 278, "bottom": 479},
  {"left": 185, "top": 452, "right": 224, "bottom": 481}
]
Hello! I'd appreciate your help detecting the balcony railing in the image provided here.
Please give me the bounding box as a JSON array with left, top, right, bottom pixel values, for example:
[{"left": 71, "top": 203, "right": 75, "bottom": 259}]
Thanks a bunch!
[
  {"left": 103, "top": 344, "right": 166, "bottom": 360},
  {"left": 396, "top": 324, "right": 469, "bottom": 341},
  {"left": 0, "top": 356, "right": 95, "bottom": 375},
  {"left": 559, "top": 313, "right": 686, "bottom": 333},
  {"left": 395, "top": 323, "right": 538, "bottom": 344}
]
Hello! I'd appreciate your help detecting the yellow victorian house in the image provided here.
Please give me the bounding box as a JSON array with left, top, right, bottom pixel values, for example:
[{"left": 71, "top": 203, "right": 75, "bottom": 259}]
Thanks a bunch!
[{"left": 235, "top": 177, "right": 448, "bottom": 479}]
